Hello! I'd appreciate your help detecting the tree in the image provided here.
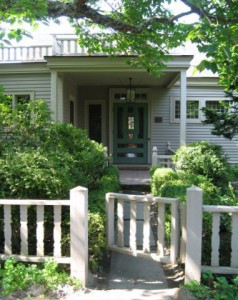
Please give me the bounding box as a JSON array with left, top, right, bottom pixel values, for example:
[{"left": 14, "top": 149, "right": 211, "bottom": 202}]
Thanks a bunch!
[{"left": 1, "top": 1, "right": 238, "bottom": 135}]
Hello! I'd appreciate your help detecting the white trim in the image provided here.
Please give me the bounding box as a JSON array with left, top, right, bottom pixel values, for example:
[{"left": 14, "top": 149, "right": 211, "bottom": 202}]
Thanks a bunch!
[
  {"left": 180, "top": 70, "right": 187, "bottom": 146},
  {"left": 84, "top": 100, "right": 106, "bottom": 145}
]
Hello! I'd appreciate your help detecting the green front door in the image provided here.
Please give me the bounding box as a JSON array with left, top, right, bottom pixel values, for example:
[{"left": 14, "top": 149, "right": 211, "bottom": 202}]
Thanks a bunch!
[{"left": 113, "top": 103, "right": 148, "bottom": 164}]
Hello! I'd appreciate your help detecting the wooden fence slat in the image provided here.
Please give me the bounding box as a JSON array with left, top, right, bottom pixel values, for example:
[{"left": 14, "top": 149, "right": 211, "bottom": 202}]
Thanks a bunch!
[
  {"left": 157, "top": 203, "right": 165, "bottom": 257},
  {"left": 4, "top": 205, "right": 12, "bottom": 255},
  {"left": 231, "top": 213, "right": 238, "bottom": 267},
  {"left": 117, "top": 199, "right": 124, "bottom": 248},
  {"left": 20, "top": 205, "right": 28, "bottom": 256},
  {"left": 211, "top": 212, "right": 220, "bottom": 267},
  {"left": 143, "top": 202, "right": 150, "bottom": 253},
  {"left": 53, "top": 206, "right": 62, "bottom": 257},
  {"left": 130, "top": 201, "right": 137, "bottom": 253},
  {"left": 36, "top": 206, "right": 44, "bottom": 257}
]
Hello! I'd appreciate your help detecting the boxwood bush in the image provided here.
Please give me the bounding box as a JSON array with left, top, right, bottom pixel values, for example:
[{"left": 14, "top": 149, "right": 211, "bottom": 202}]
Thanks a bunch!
[{"left": 173, "top": 141, "right": 229, "bottom": 189}]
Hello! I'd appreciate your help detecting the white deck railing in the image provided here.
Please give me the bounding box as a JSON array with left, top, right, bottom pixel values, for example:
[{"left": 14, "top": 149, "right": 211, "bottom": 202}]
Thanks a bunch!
[
  {"left": 106, "top": 192, "right": 180, "bottom": 265},
  {"left": 0, "top": 35, "right": 89, "bottom": 62},
  {"left": 0, "top": 186, "right": 88, "bottom": 287},
  {"left": 152, "top": 145, "right": 175, "bottom": 169}
]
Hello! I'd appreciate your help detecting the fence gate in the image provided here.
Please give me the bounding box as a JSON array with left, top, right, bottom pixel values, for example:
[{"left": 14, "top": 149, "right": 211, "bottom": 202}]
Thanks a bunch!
[{"left": 106, "top": 192, "right": 180, "bottom": 265}]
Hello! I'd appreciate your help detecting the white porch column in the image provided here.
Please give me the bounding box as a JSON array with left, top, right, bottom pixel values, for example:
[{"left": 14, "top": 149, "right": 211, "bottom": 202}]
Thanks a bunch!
[
  {"left": 57, "top": 74, "right": 64, "bottom": 123},
  {"left": 180, "top": 70, "right": 187, "bottom": 146},
  {"left": 51, "top": 70, "right": 58, "bottom": 121}
]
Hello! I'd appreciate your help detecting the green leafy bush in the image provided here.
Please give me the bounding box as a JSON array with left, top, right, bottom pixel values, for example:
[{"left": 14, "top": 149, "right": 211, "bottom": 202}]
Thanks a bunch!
[
  {"left": 185, "top": 273, "right": 238, "bottom": 300},
  {"left": 0, "top": 98, "right": 120, "bottom": 271},
  {"left": 0, "top": 100, "right": 106, "bottom": 199},
  {"left": 151, "top": 168, "right": 222, "bottom": 205},
  {"left": 0, "top": 258, "right": 82, "bottom": 296},
  {"left": 173, "top": 141, "right": 229, "bottom": 188}
]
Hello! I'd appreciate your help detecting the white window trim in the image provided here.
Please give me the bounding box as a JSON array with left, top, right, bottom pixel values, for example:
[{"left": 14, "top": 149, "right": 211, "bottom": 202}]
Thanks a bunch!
[{"left": 170, "top": 97, "right": 225, "bottom": 123}]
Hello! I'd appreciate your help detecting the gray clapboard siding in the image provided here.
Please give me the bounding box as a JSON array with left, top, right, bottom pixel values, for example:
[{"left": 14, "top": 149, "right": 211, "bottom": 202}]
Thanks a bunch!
[
  {"left": 151, "top": 85, "right": 238, "bottom": 164},
  {"left": 0, "top": 73, "right": 51, "bottom": 106}
]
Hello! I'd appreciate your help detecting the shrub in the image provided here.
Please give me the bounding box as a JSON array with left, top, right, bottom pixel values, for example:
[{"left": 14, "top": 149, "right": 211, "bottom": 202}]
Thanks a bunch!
[
  {"left": 0, "top": 99, "right": 120, "bottom": 271},
  {"left": 0, "top": 258, "right": 82, "bottom": 296},
  {"left": 151, "top": 167, "right": 222, "bottom": 205},
  {"left": 173, "top": 141, "right": 229, "bottom": 188}
]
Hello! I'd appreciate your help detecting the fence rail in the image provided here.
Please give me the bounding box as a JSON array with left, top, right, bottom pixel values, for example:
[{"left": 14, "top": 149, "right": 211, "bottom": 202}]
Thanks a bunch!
[
  {"left": 0, "top": 186, "right": 88, "bottom": 287},
  {"left": 106, "top": 192, "right": 180, "bottom": 265}
]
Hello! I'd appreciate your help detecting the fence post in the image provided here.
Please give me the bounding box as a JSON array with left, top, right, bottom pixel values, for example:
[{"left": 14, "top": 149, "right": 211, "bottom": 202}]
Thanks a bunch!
[
  {"left": 106, "top": 193, "right": 115, "bottom": 247},
  {"left": 152, "top": 146, "right": 158, "bottom": 166},
  {"left": 185, "top": 186, "right": 203, "bottom": 284},
  {"left": 70, "top": 186, "right": 88, "bottom": 287}
]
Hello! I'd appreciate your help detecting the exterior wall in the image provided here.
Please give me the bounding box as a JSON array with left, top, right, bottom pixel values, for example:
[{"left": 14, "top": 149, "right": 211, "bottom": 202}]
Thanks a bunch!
[
  {"left": 0, "top": 73, "right": 51, "bottom": 106},
  {"left": 151, "top": 85, "right": 238, "bottom": 164}
]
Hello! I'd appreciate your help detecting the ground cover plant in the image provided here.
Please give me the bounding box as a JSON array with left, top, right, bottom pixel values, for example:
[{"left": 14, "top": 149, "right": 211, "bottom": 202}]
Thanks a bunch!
[
  {"left": 0, "top": 97, "right": 120, "bottom": 290},
  {"left": 185, "top": 272, "right": 238, "bottom": 300},
  {"left": 0, "top": 258, "right": 82, "bottom": 296}
]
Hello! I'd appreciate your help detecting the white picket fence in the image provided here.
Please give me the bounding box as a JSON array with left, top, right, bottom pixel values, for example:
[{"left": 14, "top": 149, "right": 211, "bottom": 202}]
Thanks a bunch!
[
  {"left": 0, "top": 186, "right": 88, "bottom": 287},
  {"left": 106, "top": 187, "right": 238, "bottom": 284},
  {"left": 182, "top": 187, "right": 238, "bottom": 283}
]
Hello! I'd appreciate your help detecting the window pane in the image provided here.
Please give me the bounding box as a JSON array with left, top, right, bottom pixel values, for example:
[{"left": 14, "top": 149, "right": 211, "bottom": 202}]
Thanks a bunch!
[
  {"left": 187, "top": 100, "right": 199, "bottom": 119},
  {"left": 206, "top": 101, "right": 225, "bottom": 113},
  {"left": 128, "top": 116, "right": 134, "bottom": 130},
  {"left": 174, "top": 100, "right": 199, "bottom": 119},
  {"left": 15, "top": 95, "right": 30, "bottom": 105}
]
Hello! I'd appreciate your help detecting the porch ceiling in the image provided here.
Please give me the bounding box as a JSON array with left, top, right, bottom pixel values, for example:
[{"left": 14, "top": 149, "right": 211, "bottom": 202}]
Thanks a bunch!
[{"left": 66, "top": 70, "right": 179, "bottom": 87}]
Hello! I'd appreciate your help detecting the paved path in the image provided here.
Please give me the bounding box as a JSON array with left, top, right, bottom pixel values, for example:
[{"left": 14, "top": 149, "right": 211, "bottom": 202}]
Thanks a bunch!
[{"left": 72, "top": 252, "right": 179, "bottom": 300}]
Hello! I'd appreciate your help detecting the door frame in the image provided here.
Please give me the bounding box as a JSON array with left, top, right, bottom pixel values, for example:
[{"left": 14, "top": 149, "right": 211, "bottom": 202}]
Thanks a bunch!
[
  {"left": 84, "top": 99, "right": 106, "bottom": 145},
  {"left": 109, "top": 88, "right": 151, "bottom": 164}
]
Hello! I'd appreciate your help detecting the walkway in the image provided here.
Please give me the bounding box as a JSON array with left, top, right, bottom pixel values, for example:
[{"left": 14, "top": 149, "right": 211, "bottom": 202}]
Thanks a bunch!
[
  {"left": 71, "top": 252, "right": 180, "bottom": 300},
  {"left": 74, "top": 167, "right": 184, "bottom": 300}
]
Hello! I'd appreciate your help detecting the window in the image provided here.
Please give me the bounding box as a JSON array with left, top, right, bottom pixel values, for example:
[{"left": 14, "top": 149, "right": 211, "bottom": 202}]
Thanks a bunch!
[
  {"left": 205, "top": 101, "right": 225, "bottom": 114},
  {"left": 173, "top": 99, "right": 200, "bottom": 122},
  {"left": 171, "top": 98, "right": 225, "bottom": 123},
  {"left": 1, "top": 92, "right": 34, "bottom": 108}
]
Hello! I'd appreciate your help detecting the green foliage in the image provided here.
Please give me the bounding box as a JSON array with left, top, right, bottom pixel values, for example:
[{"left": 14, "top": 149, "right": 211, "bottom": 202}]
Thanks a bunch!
[
  {"left": 228, "top": 165, "right": 238, "bottom": 182},
  {"left": 202, "top": 91, "right": 238, "bottom": 140},
  {"left": 0, "top": 99, "right": 106, "bottom": 199},
  {"left": 151, "top": 168, "right": 178, "bottom": 197},
  {"left": 0, "top": 98, "right": 120, "bottom": 270},
  {"left": 151, "top": 167, "right": 223, "bottom": 205},
  {"left": 0, "top": 258, "right": 82, "bottom": 296},
  {"left": 88, "top": 165, "right": 120, "bottom": 269},
  {"left": 173, "top": 141, "right": 229, "bottom": 188},
  {"left": 185, "top": 273, "right": 238, "bottom": 300}
]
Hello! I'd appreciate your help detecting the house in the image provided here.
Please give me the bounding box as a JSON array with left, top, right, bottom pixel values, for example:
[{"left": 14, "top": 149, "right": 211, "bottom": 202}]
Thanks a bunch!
[{"left": 0, "top": 35, "right": 237, "bottom": 165}]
